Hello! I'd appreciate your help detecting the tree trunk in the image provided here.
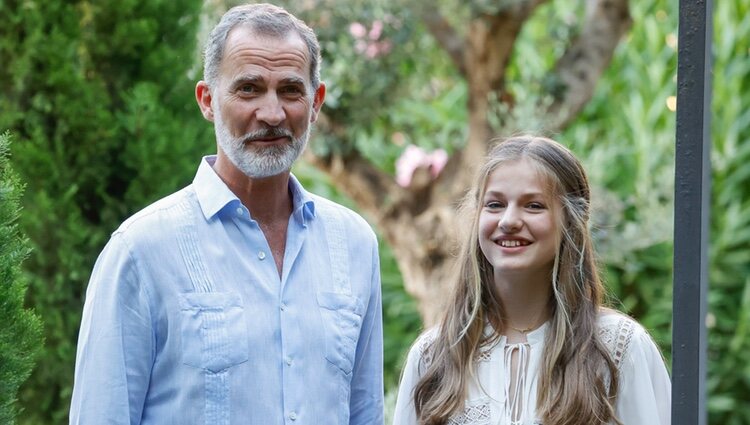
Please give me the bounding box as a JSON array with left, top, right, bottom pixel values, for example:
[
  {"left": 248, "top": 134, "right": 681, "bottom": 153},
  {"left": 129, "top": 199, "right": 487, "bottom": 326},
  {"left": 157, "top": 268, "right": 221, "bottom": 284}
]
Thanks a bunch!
[{"left": 382, "top": 205, "right": 461, "bottom": 326}]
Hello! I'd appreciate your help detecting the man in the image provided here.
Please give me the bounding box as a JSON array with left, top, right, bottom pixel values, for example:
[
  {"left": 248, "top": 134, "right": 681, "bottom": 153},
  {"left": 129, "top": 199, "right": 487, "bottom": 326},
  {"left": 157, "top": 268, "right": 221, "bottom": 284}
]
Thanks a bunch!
[{"left": 69, "top": 4, "right": 384, "bottom": 424}]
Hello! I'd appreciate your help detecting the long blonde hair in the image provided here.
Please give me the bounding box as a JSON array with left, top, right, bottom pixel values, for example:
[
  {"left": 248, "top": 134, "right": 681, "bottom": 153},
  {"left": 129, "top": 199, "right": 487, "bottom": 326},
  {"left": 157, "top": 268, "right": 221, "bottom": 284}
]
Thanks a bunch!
[{"left": 413, "top": 135, "right": 621, "bottom": 425}]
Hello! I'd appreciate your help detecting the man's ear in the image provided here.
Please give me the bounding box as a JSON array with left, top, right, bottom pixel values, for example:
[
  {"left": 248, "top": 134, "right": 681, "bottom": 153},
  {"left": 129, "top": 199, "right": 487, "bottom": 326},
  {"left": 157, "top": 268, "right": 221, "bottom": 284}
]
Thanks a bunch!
[
  {"left": 195, "top": 81, "right": 215, "bottom": 122},
  {"left": 309, "top": 82, "right": 326, "bottom": 123}
]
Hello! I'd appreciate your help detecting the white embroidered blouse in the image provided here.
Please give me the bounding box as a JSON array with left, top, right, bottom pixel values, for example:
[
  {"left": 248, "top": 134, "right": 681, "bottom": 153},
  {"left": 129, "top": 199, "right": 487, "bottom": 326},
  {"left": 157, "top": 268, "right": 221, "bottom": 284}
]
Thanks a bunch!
[{"left": 392, "top": 313, "right": 671, "bottom": 425}]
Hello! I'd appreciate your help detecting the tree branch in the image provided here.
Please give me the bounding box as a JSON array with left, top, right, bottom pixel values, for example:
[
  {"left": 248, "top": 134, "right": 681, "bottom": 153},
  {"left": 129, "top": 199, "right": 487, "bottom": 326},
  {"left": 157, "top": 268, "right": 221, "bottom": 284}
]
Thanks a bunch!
[
  {"left": 445, "top": 1, "right": 548, "bottom": 197},
  {"left": 418, "top": 7, "right": 466, "bottom": 76},
  {"left": 544, "top": 0, "right": 632, "bottom": 131},
  {"left": 307, "top": 114, "right": 410, "bottom": 222},
  {"left": 306, "top": 152, "right": 394, "bottom": 215}
]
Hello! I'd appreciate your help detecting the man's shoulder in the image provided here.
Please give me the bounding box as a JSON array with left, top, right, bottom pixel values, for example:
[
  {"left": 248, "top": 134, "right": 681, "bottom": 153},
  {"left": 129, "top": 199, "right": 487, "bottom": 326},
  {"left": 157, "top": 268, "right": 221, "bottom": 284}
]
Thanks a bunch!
[{"left": 114, "top": 185, "right": 195, "bottom": 239}]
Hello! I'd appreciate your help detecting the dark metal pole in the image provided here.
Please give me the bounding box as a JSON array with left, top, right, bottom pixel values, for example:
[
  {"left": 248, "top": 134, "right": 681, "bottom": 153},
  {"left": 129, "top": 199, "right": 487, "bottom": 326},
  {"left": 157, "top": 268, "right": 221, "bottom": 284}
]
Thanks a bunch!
[{"left": 673, "top": 0, "right": 712, "bottom": 424}]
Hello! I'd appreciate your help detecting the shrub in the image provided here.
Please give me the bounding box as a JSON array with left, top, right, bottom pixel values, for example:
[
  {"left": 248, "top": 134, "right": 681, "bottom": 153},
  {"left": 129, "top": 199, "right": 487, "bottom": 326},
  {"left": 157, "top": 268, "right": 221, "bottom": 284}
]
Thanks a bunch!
[{"left": 0, "top": 132, "right": 43, "bottom": 424}]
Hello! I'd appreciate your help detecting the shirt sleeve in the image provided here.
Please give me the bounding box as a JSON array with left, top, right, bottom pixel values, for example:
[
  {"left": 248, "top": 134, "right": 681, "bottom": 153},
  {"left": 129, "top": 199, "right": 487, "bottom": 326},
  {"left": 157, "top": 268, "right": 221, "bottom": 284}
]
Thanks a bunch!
[
  {"left": 349, "top": 238, "right": 385, "bottom": 425},
  {"left": 69, "top": 233, "right": 153, "bottom": 425},
  {"left": 615, "top": 325, "right": 672, "bottom": 425}
]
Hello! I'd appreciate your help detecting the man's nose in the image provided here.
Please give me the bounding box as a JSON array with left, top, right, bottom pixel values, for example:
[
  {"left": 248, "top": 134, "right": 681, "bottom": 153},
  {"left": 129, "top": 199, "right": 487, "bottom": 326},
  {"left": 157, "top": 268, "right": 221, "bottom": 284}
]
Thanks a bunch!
[{"left": 255, "top": 93, "right": 285, "bottom": 126}]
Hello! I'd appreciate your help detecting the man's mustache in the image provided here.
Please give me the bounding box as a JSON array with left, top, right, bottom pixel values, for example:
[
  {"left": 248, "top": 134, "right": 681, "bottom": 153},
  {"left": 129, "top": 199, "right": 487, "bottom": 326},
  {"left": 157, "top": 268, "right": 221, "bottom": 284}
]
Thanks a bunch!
[{"left": 240, "top": 127, "right": 294, "bottom": 143}]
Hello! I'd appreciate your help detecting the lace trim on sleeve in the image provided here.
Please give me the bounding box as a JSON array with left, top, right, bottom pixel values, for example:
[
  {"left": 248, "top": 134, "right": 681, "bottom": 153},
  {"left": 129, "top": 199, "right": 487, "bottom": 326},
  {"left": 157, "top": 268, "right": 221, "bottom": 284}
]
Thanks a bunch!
[
  {"left": 599, "top": 316, "right": 636, "bottom": 371},
  {"left": 417, "top": 329, "right": 495, "bottom": 370},
  {"left": 416, "top": 330, "right": 437, "bottom": 373}
]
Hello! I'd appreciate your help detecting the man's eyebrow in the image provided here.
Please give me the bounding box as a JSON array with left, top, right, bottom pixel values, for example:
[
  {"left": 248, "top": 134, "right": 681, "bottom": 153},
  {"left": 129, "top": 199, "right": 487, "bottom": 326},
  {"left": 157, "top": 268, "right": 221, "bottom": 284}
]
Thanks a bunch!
[
  {"left": 229, "top": 75, "right": 307, "bottom": 88},
  {"left": 229, "top": 75, "right": 262, "bottom": 87},
  {"left": 279, "top": 76, "right": 306, "bottom": 86}
]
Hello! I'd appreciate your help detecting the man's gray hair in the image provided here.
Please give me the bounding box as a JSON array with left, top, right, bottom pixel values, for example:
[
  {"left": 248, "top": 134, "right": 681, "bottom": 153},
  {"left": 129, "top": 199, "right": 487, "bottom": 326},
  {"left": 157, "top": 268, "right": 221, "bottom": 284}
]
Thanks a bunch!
[{"left": 202, "top": 3, "right": 321, "bottom": 91}]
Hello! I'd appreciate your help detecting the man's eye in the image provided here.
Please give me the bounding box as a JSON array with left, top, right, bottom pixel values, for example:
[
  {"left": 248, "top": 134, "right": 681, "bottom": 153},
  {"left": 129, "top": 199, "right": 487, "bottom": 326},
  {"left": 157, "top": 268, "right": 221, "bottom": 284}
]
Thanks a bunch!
[
  {"left": 281, "top": 86, "right": 304, "bottom": 95},
  {"left": 239, "top": 85, "right": 256, "bottom": 93}
]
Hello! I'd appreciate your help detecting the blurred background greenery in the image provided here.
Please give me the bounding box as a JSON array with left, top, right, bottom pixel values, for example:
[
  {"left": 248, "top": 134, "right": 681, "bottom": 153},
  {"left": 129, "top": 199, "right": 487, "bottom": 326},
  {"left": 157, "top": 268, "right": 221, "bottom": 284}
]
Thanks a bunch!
[{"left": 0, "top": 0, "right": 748, "bottom": 423}]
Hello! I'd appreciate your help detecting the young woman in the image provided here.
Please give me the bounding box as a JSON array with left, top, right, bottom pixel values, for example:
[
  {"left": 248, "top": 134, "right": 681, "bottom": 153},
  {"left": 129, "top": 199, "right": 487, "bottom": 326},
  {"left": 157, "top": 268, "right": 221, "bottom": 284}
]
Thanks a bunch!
[{"left": 393, "top": 136, "right": 671, "bottom": 425}]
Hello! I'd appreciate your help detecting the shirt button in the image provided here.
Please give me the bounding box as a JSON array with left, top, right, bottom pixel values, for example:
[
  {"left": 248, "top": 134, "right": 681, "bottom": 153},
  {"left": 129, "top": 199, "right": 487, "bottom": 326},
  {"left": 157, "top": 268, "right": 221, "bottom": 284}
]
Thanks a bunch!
[
  {"left": 280, "top": 303, "right": 286, "bottom": 311},
  {"left": 285, "top": 357, "right": 293, "bottom": 366},
  {"left": 258, "top": 251, "right": 266, "bottom": 260},
  {"left": 289, "top": 412, "right": 297, "bottom": 421},
  {"left": 236, "top": 207, "right": 243, "bottom": 216}
]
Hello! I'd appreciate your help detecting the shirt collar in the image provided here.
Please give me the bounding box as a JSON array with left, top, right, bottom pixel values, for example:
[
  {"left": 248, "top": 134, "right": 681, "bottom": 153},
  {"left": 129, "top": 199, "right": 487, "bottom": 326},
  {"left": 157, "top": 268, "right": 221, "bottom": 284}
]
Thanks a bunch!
[
  {"left": 288, "top": 173, "right": 316, "bottom": 224},
  {"left": 193, "top": 155, "right": 316, "bottom": 222}
]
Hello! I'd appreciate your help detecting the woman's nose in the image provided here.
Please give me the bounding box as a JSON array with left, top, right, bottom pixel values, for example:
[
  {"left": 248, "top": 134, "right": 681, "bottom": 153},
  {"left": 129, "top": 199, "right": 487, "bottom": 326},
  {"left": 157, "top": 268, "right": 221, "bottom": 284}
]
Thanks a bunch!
[{"left": 498, "top": 206, "right": 522, "bottom": 232}]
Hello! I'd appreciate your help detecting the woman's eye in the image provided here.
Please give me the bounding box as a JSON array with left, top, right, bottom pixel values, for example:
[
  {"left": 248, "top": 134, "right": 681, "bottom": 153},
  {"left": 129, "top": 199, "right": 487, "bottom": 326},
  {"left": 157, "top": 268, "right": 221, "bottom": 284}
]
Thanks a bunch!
[
  {"left": 485, "top": 201, "right": 504, "bottom": 209},
  {"left": 527, "top": 202, "right": 545, "bottom": 210}
]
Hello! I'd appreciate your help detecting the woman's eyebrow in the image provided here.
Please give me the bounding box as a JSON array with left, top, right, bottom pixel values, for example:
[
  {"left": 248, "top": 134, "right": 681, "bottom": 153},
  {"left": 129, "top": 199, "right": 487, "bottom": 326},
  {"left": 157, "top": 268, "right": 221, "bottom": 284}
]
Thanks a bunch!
[{"left": 483, "top": 190, "right": 546, "bottom": 197}]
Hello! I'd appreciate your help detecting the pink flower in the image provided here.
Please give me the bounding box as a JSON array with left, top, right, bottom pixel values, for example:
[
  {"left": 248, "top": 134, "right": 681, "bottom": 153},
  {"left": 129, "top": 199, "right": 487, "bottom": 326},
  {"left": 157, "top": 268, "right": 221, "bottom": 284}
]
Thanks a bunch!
[
  {"left": 369, "top": 20, "right": 383, "bottom": 40},
  {"left": 377, "top": 40, "right": 392, "bottom": 55},
  {"left": 428, "top": 149, "right": 448, "bottom": 177},
  {"left": 361, "top": 41, "right": 392, "bottom": 59},
  {"left": 395, "top": 145, "right": 449, "bottom": 188},
  {"left": 349, "top": 22, "right": 366, "bottom": 39},
  {"left": 365, "top": 43, "right": 380, "bottom": 59}
]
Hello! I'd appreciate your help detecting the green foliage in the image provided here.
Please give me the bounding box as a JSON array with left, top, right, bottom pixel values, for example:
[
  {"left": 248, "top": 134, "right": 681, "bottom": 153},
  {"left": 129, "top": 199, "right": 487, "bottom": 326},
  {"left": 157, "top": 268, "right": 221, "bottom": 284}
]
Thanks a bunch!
[
  {"left": 550, "top": 0, "right": 678, "bottom": 338},
  {"left": 705, "top": 0, "right": 750, "bottom": 422},
  {"left": 0, "top": 1, "right": 211, "bottom": 423},
  {"left": 0, "top": 132, "right": 44, "bottom": 424}
]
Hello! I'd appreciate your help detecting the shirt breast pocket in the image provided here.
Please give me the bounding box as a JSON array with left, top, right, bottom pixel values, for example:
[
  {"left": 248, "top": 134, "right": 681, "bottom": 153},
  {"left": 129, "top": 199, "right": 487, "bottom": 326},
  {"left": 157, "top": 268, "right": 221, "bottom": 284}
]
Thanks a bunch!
[
  {"left": 179, "top": 292, "right": 249, "bottom": 373},
  {"left": 316, "top": 291, "right": 364, "bottom": 375}
]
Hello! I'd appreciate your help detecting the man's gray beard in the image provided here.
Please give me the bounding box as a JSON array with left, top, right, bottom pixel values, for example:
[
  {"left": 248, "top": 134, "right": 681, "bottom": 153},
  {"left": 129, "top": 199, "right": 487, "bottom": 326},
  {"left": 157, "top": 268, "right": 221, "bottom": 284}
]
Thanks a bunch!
[{"left": 214, "top": 111, "right": 309, "bottom": 179}]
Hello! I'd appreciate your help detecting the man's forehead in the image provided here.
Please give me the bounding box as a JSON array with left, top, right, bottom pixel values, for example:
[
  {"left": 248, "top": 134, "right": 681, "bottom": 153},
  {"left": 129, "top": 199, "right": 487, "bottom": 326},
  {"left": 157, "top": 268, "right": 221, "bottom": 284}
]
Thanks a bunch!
[
  {"left": 219, "top": 27, "right": 309, "bottom": 75},
  {"left": 224, "top": 25, "right": 308, "bottom": 58}
]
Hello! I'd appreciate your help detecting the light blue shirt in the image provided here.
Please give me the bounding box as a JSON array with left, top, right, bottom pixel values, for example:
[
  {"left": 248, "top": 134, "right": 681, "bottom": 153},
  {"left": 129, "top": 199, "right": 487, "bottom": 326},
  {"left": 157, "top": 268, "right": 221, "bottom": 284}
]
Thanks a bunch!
[{"left": 70, "top": 156, "right": 384, "bottom": 425}]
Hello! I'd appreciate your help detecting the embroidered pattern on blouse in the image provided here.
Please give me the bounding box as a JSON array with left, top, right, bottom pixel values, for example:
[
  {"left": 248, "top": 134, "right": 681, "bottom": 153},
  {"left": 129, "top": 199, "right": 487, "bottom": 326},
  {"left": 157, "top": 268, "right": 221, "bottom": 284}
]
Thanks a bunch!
[
  {"left": 598, "top": 317, "right": 636, "bottom": 370},
  {"left": 447, "top": 401, "right": 491, "bottom": 425},
  {"left": 476, "top": 345, "right": 493, "bottom": 362},
  {"left": 613, "top": 319, "right": 635, "bottom": 368},
  {"left": 417, "top": 332, "right": 495, "bottom": 370},
  {"left": 417, "top": 333, "right": 435, "bottom": 369},
  {"left": 419, "top": 337, "right": 495, "bottom": 364}
]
